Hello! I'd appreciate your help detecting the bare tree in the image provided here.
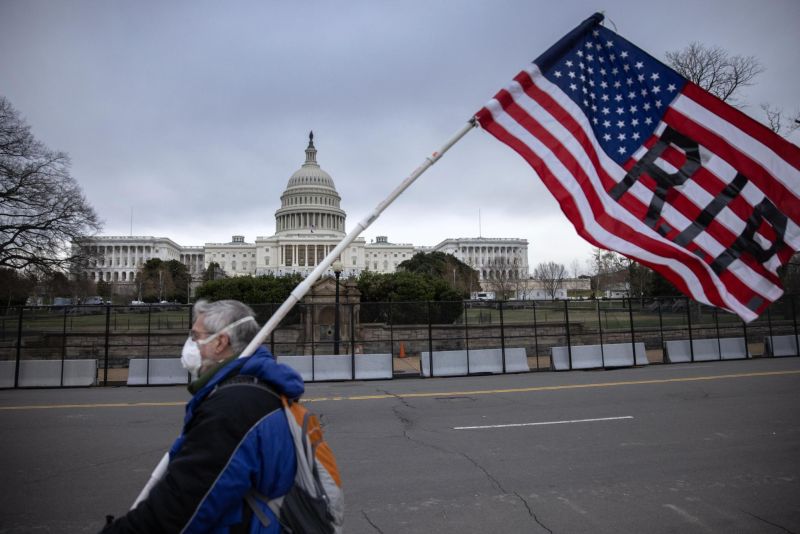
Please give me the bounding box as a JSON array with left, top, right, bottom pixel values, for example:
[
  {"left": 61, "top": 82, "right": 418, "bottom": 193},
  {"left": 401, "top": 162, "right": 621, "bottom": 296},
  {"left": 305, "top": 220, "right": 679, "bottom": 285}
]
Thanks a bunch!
[
  {"left": 665, "top": 42, "right": 763, "bottom": 105},
  {"left": 533, "top": 261, "right": 566, "bottom": 300},
  {"left": 570, "top": 258, "right": 582, "bottom": 280},
  {"left": 590, "top": 248, "right": 627, "bottom": 296},
  {"left": 484, "top": 258, "right": 515, "bottom": 300},
  {"left": 760, "top": 103, "right": 800, "bottom": 138},
  {"left": 0, "top": 97, "right": 101, "bottom": 273}
]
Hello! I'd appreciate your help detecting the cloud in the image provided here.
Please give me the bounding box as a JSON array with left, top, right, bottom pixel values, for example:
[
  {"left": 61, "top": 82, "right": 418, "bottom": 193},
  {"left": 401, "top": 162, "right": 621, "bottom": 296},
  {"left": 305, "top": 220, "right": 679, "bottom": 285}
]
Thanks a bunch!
[{"left": 1, "top": 0, "right": 797, "bottom": 272}]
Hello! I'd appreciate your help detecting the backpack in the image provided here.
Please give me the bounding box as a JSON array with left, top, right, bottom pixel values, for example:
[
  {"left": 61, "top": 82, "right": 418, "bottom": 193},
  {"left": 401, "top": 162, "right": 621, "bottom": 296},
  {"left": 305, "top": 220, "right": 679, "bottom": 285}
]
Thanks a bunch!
[{"left": 219, "top": 376, "right": 345, "bottom": 533}]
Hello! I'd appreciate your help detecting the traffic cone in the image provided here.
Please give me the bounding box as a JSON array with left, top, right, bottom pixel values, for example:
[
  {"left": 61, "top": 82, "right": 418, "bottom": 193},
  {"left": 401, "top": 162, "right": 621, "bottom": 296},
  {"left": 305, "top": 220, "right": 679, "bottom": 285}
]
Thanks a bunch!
[{"left": 399, "top": 342, "right": 407, "bottom": 358}]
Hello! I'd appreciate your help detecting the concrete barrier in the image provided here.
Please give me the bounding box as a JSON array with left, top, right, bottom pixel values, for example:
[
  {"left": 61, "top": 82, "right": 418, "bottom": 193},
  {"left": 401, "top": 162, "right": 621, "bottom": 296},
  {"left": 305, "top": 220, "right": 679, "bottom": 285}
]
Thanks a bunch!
[
  {"left": 468, "top": 349, "right": 503, "bottom": 374},
  {"left": 0, "top": 361, "right": 15, "bottom": 388},
  {"left": 279, "top": 354, "right": 392, "bottom": 381},
  {"left": 277, "top": 355, "right": 313, "bottom": 382},
  {"left": 504, "top": 348, "right": 531, "bottom": 373},
  {"left": 127, "top": 358, "right": 189, "bottom": 385},
  {"left": 467, "top": 348, "right": 531, "bottom": 374},
  {"left": 421, "top": 350, "right": 468, "bottom": 377},
  {"left": 312, "top": 355, "right": 353, "bottom": 381},
  {"left": 0, "top": 359, "right": 97, "bottom": 387},
  {"left": 551, "top": 342, "right": 647, "bottom": 370},
  {"left": 421, "top": 348, "right": 531, "bottom": 377},
  {"left": 764, "top": 335, "right": 800, "bottom": 357},
  {"left": 354, "top": 353, "right": 393, "bottom": 380},
  {"left": 664, "top": 337, "right": 749, "bottom": 363}
]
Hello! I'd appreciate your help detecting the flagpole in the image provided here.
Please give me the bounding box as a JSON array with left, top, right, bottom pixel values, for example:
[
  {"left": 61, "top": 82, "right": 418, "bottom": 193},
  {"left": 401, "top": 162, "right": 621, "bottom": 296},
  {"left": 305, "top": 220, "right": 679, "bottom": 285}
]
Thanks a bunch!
[{"left": 131, "top": 118, "right": 477, "bottom": 508}]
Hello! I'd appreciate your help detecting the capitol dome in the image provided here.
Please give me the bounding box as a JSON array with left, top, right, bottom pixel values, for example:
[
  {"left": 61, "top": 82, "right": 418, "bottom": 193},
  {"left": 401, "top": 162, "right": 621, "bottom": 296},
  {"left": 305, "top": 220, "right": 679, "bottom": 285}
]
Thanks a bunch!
[{"left": 274, "top": 132, "right": 346, "bottom": 237}]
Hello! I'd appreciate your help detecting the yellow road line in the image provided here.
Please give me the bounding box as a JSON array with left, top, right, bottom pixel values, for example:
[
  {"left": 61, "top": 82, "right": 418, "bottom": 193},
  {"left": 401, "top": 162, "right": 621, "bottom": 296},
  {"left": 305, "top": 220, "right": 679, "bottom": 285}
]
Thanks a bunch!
[
  {"left": 1, "top": 369, "right": 798, "bottom": 411},
  {"left": 0, "top": 401, "right": 184, "bottom": 411},
  {"left": 301, "top": 369, "right": 800, "bottom": 402}
]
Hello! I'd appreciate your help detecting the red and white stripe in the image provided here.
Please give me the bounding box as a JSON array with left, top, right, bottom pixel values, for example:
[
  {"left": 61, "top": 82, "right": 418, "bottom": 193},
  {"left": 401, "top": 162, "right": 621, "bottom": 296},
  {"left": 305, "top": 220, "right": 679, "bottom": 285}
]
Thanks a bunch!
[{"left": 477, "top": 64, "right": 800, "bottom": 322}]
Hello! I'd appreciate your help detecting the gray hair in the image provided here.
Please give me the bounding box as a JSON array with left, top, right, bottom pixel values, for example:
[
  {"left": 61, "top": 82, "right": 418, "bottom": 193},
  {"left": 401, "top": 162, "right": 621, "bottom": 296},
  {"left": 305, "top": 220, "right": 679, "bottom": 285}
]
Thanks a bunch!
[{"left": 193, "top": 299, "right": 260, "bottom": 356}]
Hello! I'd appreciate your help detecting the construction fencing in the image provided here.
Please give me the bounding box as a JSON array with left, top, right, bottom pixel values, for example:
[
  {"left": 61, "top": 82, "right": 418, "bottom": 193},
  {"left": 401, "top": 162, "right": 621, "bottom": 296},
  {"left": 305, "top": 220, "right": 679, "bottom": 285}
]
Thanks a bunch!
[{"left": 0, "top": 295, "right": 798, "bottom": 387}]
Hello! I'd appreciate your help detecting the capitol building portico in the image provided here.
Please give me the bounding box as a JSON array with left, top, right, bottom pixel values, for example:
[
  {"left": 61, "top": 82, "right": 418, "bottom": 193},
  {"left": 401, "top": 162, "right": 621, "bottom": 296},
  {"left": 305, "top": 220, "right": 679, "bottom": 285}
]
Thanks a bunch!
[{"left": 75, "top": 133, "right": 528, "bottom": 289}]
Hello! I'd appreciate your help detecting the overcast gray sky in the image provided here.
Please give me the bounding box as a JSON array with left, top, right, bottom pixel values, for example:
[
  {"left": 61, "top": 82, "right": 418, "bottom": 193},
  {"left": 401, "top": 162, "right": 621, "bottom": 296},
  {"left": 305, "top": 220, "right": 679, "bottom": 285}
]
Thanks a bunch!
[{"left": 1, "top": 0, "right": 798, "bottom": 273}]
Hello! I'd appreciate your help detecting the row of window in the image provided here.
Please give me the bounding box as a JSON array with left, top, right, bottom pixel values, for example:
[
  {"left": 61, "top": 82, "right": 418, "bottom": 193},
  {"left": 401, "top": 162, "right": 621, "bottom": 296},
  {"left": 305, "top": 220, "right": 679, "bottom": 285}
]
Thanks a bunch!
[
  {"left": 210, "top": 252, "right": 257, "bottom": 258},
  {"left": 219, "top": 261, "right": 258, "bottom": 272},
  {"left": 284, "top": 196, "right": 337, "bottom": 206},
  {"left": 89, "top": 271, "right": 136, "bottom": 282},
  {"left": 371, "top": 252, "right": 408, "bottom": 258},
  {"left": 277, "top": 213, "right": 343, "bottom": 231},
  {"left": 458, "top": 247, "right": 523, "bottom": 254}
]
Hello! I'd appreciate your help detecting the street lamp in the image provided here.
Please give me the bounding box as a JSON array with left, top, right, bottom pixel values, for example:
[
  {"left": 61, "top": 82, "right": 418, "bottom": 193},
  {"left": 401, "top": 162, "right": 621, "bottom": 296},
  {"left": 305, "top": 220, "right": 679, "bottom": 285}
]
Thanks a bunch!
[{"left": 332, "top": 260, "right": 343, "bottom": 355}]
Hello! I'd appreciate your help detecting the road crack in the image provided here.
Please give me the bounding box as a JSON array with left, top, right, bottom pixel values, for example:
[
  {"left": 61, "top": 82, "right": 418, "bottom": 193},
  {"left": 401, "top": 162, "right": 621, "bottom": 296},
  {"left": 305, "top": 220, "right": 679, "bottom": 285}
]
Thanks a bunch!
[
  {"left": 514, "top": 491, "right": 553, "bottom": 533},
  {"left": 460, "top": 452, "right": 552, "bottom": 532},
  {"left": 744, "top": 511, "right": 795, "bottom": 533},
  {"left": 361, "top": 510, "right": 385, "bottom": 533}
]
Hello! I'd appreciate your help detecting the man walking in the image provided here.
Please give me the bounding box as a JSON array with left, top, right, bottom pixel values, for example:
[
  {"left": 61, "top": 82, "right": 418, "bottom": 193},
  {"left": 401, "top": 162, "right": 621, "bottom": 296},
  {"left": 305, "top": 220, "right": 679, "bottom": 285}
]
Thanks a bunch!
[{"left": 103, "top": 299, "right": 305, "bottom": 533}]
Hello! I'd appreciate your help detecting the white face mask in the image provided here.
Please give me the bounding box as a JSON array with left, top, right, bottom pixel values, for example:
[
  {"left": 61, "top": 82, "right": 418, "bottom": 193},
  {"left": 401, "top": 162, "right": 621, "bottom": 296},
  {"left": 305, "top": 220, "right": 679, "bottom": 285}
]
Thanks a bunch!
[
  {"left": 181, "top": 337, "right": 202, "bottom": 378},
  {"left": 181, "top": 316, "right": 257, "bottom": 378}
]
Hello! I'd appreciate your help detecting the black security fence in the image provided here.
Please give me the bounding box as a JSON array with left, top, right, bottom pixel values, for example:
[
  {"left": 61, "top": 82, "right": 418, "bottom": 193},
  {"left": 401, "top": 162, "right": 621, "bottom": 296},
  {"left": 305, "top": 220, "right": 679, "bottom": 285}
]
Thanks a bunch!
[{"left": 0, "top": 295, "right": 798, "bottom": 387}]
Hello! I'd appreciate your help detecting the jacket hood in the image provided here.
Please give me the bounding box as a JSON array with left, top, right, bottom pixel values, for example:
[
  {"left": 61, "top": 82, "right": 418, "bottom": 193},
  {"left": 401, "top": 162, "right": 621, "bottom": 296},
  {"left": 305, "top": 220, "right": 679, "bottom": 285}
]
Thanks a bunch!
[
  {"left": 189, "top": 346, "right": 305, "bottom": 414},
  {"left": 237, "top": 346, "right": 305, "bottom": 399}
]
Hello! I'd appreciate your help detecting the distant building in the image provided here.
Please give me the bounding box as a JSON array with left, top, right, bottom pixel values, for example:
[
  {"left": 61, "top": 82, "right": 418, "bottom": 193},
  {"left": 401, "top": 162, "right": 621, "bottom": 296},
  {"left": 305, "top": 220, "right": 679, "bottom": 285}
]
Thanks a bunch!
[
  {"left": 514, "top": 278, "right": 591, "bottom": 300},
  {"left": 74, "top": 235, "right": 204, "bottom": 283},
  {"left": 429, "top": 237, "right": 529, "bottom": 282},
  {"left": 74, "top": 133, "right": 528, "bottom": 288},
  {"left": 364, "top": 236, "right": 416, "bottom": 274}
]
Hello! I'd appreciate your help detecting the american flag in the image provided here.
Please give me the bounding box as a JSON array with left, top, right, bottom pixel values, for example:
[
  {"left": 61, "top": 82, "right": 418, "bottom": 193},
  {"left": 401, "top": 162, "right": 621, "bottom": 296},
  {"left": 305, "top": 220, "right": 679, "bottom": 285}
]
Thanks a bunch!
[{"left": 476, "top": 13, "right": 800, "bottom": 322}]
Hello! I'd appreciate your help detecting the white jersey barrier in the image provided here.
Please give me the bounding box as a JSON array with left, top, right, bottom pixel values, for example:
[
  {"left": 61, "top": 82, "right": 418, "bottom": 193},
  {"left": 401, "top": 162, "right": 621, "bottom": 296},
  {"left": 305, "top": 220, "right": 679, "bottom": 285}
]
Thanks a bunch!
[
  {"left": 764, "top": 335, "right": 800, "bottom": 357},
  {"left": 277, "top": 353, "right": 393, "bottom": 382},
  {"left": 551, "top": 342, "right": 648, "bottom": 371},
  {"left": 0, "top": 359, "right": 97, "bottom": 388},
  {"left": 127, "top": 358, "right": 190, "bottom": 385},
  {"left": 421, "top": 348, "right": 530, "bottom": 377},
  {"left": 664, "top": 337, "right": 750, "bottom": 363}
]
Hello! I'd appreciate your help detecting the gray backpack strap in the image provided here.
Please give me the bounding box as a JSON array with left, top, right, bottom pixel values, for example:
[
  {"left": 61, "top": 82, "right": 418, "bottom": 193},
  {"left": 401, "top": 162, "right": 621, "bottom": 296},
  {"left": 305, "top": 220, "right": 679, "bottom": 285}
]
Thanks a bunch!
[
  {"left": 245, "top": 488, "right": 284, "bottom": 527},
  {"left": 213, "top": 374, "right": 281, "bottom": 400}
]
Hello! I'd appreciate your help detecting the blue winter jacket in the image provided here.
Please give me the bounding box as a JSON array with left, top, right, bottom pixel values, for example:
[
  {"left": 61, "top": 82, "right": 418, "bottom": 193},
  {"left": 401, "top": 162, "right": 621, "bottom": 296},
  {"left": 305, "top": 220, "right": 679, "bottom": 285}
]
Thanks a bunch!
[{"left": 103, "top": 346, "right": 304, "bottom": 533}]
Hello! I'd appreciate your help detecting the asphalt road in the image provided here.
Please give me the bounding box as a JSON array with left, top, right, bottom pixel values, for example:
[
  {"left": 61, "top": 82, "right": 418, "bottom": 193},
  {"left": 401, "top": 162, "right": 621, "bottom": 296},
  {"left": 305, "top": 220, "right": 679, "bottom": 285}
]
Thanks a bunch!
[{"left": 1, "top": 357, "right": 799, "bottom": 533}]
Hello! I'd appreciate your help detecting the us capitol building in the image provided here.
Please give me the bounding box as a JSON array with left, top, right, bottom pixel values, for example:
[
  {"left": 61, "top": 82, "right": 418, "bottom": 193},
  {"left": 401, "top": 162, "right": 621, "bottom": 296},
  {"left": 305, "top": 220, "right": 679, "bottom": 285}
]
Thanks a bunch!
[{"left": 75, "top": 134, "right": 529, "bottom": 288}]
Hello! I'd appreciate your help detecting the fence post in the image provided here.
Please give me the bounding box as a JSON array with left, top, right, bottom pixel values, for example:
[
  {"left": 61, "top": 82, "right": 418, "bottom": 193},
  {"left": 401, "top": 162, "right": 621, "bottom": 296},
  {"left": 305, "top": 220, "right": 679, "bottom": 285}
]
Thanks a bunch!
[
  {"left": 427, "top": 301, "right": 433, "bottom": 378},
  {"left": 627, "top": 297, "right": 637, "bottom": 366},
  {"left": 103, "top": 305, "right": 111, "bottom": 386},
  {"left": 60, "top": 307, "right": 68, "bottom": 386},
  {"left": 14, "top": 306, "right": 23, "bottom": 388},
  {"left": 310, "top": 303, "right": 315, "bottom": 357},
  {"left": 686, "top": 297, "right": 694, "bottom": 363},
  {"left": 742, "top": 318, "right": 749, "bottom": 359},
  {"left": 499, "top": 301, "right": 506, "bottom": 374},
  {"left": 146, "top": 305, "right": 152, "bottom": 385},
  {"left": 597, "top": 300, "right": 605, "bottom": 368},
  {"left": 766, "top": 305, "right": 774, "bottom": 357},
  {"left": 564, "top": 300, "right": 573, "bottom": 371},
  {"left": 658, "top": 298, "right": 665, "bottom": 363},
  {"left": 792, "top": 295, "right": 798, "bottom": 352},
  {"left": 309, "top": 306, "right": 315, "bottom": 382},
  {"left": 532, "top": 302, "right": 540, "bottom": 371},
  {"left": 464, "top": 301, "right": 470, "bottom": 375},
  {"left": 270, "top": 303, "right": 276, "bottom": 355},
  {"left": 714, "top": 308, "right": 722, "bottom": 360},
  {"left": 388, "top": 302, "right": 394, "bottom": 362},
  {"left": 350, "top": 304, "right": 355, "bottom": 380}
]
